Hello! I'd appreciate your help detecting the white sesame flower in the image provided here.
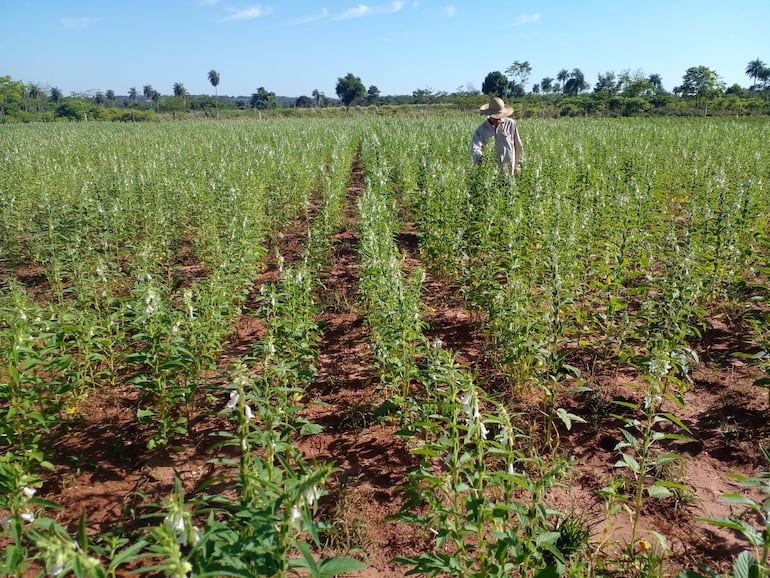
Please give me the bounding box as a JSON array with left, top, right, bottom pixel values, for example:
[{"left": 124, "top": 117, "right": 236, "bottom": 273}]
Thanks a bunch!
[
  {"left": 303, "top": 486, "right": 322, "bottom": 507},
  {"left": 498, "top": 424, "right": 510, "bottom": 447},
  {"left": 226, "top": 391, "right": 239, "bottom": 408},
  {"left": 20, "top": 511, "right": 35, "bottom": 523},
  {"left": 244, "top": 404, "right": 254, "bottom": 421},
  {"left": 47, "top": 562, "right": 65, "bottom": 577},
  {"left": 649, "top": 357, "right": 671, "bottom": 377},
  {"left": 290, "top": 505, "right": 302, "bottom": 524},
  {"left": 22, "top": 486, "right": 36, "bottom": 498},
  {"left": 164, "top": 512, "right": 185, "bottom": 533}
]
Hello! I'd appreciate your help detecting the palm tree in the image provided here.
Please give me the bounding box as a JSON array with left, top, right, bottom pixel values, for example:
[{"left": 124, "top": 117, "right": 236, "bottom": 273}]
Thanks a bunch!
[
  {"left": 647, "top": 74, "right": 664, "bottom": 93},
  {"left": 312, "top": 88, "right": 320, "bottom": 107},
  {"left": 208, "top": 69, "right": 220, "bottom": 96},
  {"left": 128, "top": 87, "right": 138, "bottom": 104},
  {"left": 564, "top": 68, "right": 587, "bottom": 96},
  {"left": 746, "top": 58, "right": 766, "bottom": 90},
  {"left": 173, "top": 82, "right": 188, "bottom": 116},
  {"left": 143, "top": 84, "right": 160, "bottom": 111},
  {"left": 49, "top": 86, "right": 62, "bottom": 104},
  {"left": 556, "top": 69, "right": 569, "bottom": 92},
  {"left": 208, "top": 69, "right": 220, "bottom": 117},
  {"left": 28, "top": 84, "right": 42, "bottom": 112},
  {"left": 759, "top": 66, "right": 770, "bottom": 90}
]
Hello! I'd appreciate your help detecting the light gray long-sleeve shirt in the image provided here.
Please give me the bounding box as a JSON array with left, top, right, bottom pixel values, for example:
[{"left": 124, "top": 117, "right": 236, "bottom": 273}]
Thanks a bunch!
[{"left": 470, "top": 117, "right": 523, "bottom": 174}]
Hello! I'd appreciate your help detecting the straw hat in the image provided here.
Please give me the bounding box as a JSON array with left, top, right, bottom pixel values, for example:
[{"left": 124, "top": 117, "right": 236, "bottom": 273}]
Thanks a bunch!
[{"left": 480, "top": 96, "right": 513, "bottom": 118}]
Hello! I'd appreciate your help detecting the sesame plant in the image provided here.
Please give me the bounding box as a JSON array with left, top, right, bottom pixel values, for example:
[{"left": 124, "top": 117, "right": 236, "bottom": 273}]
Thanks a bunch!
[
  {"left": 392, "top": 346, "right": 578, "bottom": 577},
  {"left": 175, "top": 363, "right": 366, "bottom": 577},
  {"left": 615, "top": 344, "right": 692, "bottom": 560},
  {"left": 357, "top": 137, "right": 429, "bottom": 410}
]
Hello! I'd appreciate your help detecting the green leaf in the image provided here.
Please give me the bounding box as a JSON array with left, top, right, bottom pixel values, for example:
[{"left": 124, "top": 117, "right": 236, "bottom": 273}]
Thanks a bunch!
[
  {"left": 647, "top": 484, "right": 673, "bottom": 499},
  {"left": 659, "top": 412, "right": 692, "bottom": 434},
  {"left": 752, "top": 377, "right": 770, "bottom": 388},
  {"left": 317, "top": 556, "right": 367, "bottom": 577},
  {"left": 655, "top": 453, "right": 686, "bottom": 466},
  {"left": 536, "top": 531, "right": 561, "bottom": 546},
  {"left": 732, "top": 550, "right": 760, "bottom": 578},
  {"left": 718, "top": 493, "right": 759, "bottom": 508},
  {"left": 136, "top": 407, "right": 154, "bottom": 420},
  {"left": 534, "top": 565, "right": 560, "bottom": 578},
  {"left": 293, "top": 541, "right": 320, "bottom": 577},
  {"left": 299, "top": 422, "right": 323, "bottom": 436},
  {"left": 555, "top": 407, "right": 586, "bottom": 431},
  {"left": 615, "top": 453, "right": 640, "bottom": 472}
]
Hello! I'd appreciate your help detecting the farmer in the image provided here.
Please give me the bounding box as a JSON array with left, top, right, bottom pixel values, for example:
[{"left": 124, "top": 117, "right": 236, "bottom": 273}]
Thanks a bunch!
[{"left": 470, "top": 96, "right": 523, "bottom": 176}]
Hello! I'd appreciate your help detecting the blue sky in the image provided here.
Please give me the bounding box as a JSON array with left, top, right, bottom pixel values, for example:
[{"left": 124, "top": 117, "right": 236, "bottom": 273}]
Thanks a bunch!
[{"left": 2, "top": 0, "right": 768, "bottom": 98}]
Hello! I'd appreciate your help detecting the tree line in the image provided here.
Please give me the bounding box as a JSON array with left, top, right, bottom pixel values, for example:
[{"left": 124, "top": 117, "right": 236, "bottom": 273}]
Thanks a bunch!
[{"left": 1, "top": 59, "right": 768, "bottom": 122}]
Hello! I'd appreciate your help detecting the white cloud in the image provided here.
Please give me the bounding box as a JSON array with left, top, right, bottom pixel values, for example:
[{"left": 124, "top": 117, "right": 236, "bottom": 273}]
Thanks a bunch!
[
  {"left": 222, "top": 5, "right": 273, "bottom": 22},
  {"left": 442, "top": 5, "right": 456, "bottom": 17},
  {"left": 292, "top": 8, "right": 329, "bottom": 24},
  {"left": 335, "top": 1, "right": 404, "bottom": 20},
  {"left": 513, "top": 13, "right": 540, "bottom": 26},
  {"left": 62, "top": 17, "right": 94, "bottom": 29}
]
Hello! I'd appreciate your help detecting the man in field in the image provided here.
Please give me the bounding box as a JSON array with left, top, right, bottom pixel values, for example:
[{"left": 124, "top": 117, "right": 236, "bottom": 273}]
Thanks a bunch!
[{"left": 470, "top": 96, "right": 523, "bottom": 176}]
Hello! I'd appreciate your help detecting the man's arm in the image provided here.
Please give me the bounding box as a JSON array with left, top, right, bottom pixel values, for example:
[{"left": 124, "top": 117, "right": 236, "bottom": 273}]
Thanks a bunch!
[{"left": 470, "top": 124, "right": 487, "bottom": 164}]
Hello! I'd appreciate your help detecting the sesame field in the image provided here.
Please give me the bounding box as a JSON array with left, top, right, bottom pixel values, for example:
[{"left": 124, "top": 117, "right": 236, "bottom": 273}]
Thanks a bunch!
[{"left": 1, "top": 115, "right": 770, "bottom": 578}]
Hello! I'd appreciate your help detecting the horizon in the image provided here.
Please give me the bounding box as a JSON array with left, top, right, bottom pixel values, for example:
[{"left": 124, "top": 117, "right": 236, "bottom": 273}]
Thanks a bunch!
[{"left": 2, "top": 0, "right": 768, "bottom": 99}]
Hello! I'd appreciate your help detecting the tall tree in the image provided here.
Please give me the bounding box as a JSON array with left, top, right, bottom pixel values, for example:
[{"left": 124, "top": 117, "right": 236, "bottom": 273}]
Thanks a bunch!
[
  {"left": 312, "top": 88, "right": 321, "bottom": 107},
  {"left": 143, "top": 84, "right": 160, "bottom": 111},
  {"left": 128, "top": 87, "right": 138, "bottom": 104},
  {"left": 208, "top": 69, "right": 220, "bottom": 97},
  {"left": 250, "top": 87, "right": 276, "bottom": 110},
  {"left": 481, "top": 71, "right": 509, "bottom": 97},
  {"left": 746, "top": 58, "right": 767, "bottom": 90},
  {"left": 759, "top": 66, "right": 770, "bottom": 91},
  {"left": 173, "top": 82, "right": 187, "bottom": 98},
  {"left": 335, "top": 73, "right": 365, "bottom": 108},
  {"left": 367, "top": 85, "right": 380, "bottom": 105},
  {"left": 647, "top": 74, "right": 664, "bottom": 93},
  {"left": 0, "top": 76, "right": 25, "bottom": 116},
  {"left": 208, "top": 69, "right": 220, "bottom": 117},
  {"left": 674, "top": 65, "right": 724, "bottom": 113},
  {"left": 28, "top": 83, "right": 43, "bottom": 112},
  {"left": 594, "top": 72, "right": 619, "bottom": 95},
  {"left": 505, "top": 60, "right": 532, "bottom": 95},
  {"left": 556, "top": 69, "right": 569, "bottom": 91},
  {"left": 49, "top": 86, "right": 62, "bottom": 104},
  {"left": 173, "top": 82, "right": 188, "bottom": 114},
  {"left": 563, "top": 68, "right": 587, "bottom": 96}
]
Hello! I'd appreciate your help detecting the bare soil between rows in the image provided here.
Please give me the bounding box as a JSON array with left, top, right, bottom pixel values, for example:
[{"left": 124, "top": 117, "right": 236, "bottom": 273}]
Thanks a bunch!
[{"left": 15, "top": 155, "right": 770, "bottom": 577}]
